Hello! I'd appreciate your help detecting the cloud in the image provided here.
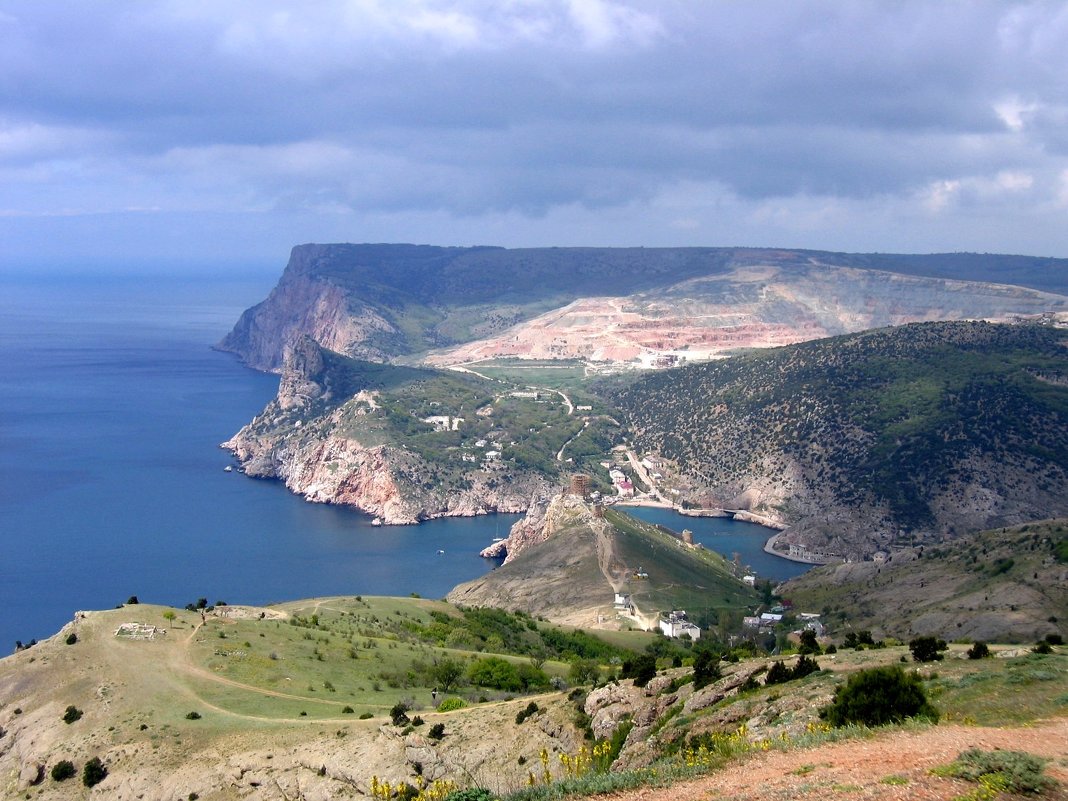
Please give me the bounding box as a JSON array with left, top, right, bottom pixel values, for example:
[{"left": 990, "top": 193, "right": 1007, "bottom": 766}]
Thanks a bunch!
[{"left": 1, "top": 0, "right": 1067, "bottom": 270}]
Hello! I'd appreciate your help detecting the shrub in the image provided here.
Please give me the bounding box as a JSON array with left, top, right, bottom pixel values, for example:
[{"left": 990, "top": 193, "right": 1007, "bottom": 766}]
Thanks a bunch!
[
  {"left": 1033, "top": 640, "right": 1053, "bottom": 654},
  {"left": 909, "top": 636, "right": 944, "bottom": 662},
  {"left": 65, "top": 632, "right": 78, "bottom": 645},
  {"left": 620, "top": 654, "right": 657, "bottom": 688},
  {"left": 437, "top": 697, "right": 465, "bottom": 712},
  {"left": 1045, "top": 633, "right": 1064, "bottom": 645},
  {"left": 792, "top": 654, "right": 821, "bottom": 680},
  {"left": 764, "top": 660, "right": 792, "bottom": 686},
  {"left": 798, "top": 629, "right": 822, "bottom": 655},
  {"left": 692, "top": 649, "right": 721, "bottom": 690},
  {"left": 341, "top": 706, "right": 354, "bottom": 714},
  {"left": 62, "top": 705, "right": 83, "bottom": 724},
  {"left": 938, "top": 748, "right": 1054, "bottom": 794},
  {"left": 359, "top": 712, "right": 374, "bottom": 720},
  {"left": 443, "top": 789, "right": 495, "bottom": 801},
  {"left": 428, "top": 723, "right": 445, "bottom": 740},
  {"left": 967, "top": 641, "right": 991, "bottom": 660},
  {"left": 82, "top": 757, "right": 107, "bottom": 787},
  {"left": 515, "top": 701, "right": 539, "bottom": 724},
  {"left": 390, "top": 701, "right": 410, "bottom": 726},
  {"left": 51, "top": 760, "right": 77, "bottom": 782},
  {"left": 185, "top": 711, "right": 202, "bottom": 720},
  {"left": 821, "top": 665, "right": 939, "bottom": 727},
  {"left": 126, "top": 595, "right": 139, "bottom": 605}
]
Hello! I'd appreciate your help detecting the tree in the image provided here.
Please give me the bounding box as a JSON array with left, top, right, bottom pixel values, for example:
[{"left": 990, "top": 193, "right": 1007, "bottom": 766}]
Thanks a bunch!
[
  {"left": 621, "top": 653, "right": 657, "bottom": 688},
  {"left": 430, "top": 657, "right": 464, "bottom": 694},
  {"left": 798, "top": 629, "right": 821, "bottom": 655},
  {"left": 967, "top": 641, "right": 990, "bottom": 660},
  {"left": 692, "top": 650, "right": 721, "bottom": 690},
  {"left": 82, "top": 757, "right": 107, "bottom": 788},
  {"left": 568, "top": 658, "right": 601, "bottom": 687},
  {"left": 909, "top": 636, "right": 944, "bottom": 663},
  {"left": 764, "top": 660, "right": 792, "bottom": 686},
  {"left": 821, "top": 665, "right": 939, "bottom": 727},
  {"left": 468, "top": 657, "right": 522, "bottom": 691},
  {"left": 51, "top": 761, "right": 77, "bottom": 782}
]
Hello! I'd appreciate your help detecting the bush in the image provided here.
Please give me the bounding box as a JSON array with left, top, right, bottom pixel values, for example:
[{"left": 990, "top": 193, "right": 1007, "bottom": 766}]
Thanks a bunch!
[
  {"left": 764, "top": 660, "right": 793, "bottom": 686},
  {"left": 51, "top": 760, "right": 77, "bottom": 782},
  {"left": 821, "top": 665, "right": 939, "bottom": 727},
  {"left": 1045, "top": 633, "right": 1064, "bottom": 645},
  {"left": 1033, "top": 640, "right": 1054, "bottom": 654},
  {"left": 62, "top": 705, "right": 83, "bottom": 724},
  {"left": 967, "top": 641, "right": 991, "bottom": 660},
  {"left": 126, "top": 595, "right": 139, "bottom": 605},
  {"left": 341, "top": 706, "right": 354, "bottom": 714},
  {"left": 909, "top": 636, "right": 944, "bottom": 663},
  {"left": 692, "top": 650, "right": 721, "bottom": 690},
  {"left": 65, "top": 632, "right": 78, "bottom": 645},
  {"left": 515, "top": 701, "right": 539, "bottom": 724},
  {"left": 620, "top": 654, "right": 657, "bottom": 688},
  {"left": 443, "top": 789, "right": 496, "bottom": 801},
  {"left": 792, "top": 654, "right": 821, "bottom": 680},
  {"left": 939, "top": 748, "right": 1054, "bottom": 794},
  {"left": 436, "top": 697, "right": 466, "bottom": 712},
  {"left": 82, "top": 757, "right": 107, "bottom": 787},
  {"left": 359, "top": 712, "right": 374, "bottom": 720},
  {"left": 428, "top": 723, "right": 445, "bottom": 740},
  {"left": 185, "top": 711, "right": 202, "bottom": 720},
  {"left": 390, "top": 701, "right": 410, "bottom": 726}
]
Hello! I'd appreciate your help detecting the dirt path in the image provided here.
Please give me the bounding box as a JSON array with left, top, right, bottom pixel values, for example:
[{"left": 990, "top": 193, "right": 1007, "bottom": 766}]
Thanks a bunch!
[{"left": 604, "top": 718, "right": 1068, "bottom": 801}]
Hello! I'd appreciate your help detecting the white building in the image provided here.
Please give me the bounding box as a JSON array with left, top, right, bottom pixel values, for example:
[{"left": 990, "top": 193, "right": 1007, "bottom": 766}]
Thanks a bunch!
[{"left": 659, "top": 610, "right": 701, "bottom": 640}]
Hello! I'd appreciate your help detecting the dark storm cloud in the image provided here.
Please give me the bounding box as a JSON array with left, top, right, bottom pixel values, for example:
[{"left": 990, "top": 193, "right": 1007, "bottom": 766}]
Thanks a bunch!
[{"left": 1, "top": 1, "right": 1067, "bottom": 267}]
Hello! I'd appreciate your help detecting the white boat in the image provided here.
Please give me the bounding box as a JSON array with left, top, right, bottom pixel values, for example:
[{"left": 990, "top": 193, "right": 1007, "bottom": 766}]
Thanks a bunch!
[{"left": 223, "top": 465, "right": 233, "bottom": 472}]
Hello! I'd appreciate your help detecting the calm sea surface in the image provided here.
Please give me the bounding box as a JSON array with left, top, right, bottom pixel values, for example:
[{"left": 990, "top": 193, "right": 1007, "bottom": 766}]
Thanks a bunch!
[{"left": 0, "top": 274, "right": 804, "bottom": 650}]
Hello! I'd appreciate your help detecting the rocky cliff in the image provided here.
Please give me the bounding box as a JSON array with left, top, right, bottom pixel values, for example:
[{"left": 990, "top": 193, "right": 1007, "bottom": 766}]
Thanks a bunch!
[
  {"left": 223, "top": 337, "right": 553, "bottom": 523},
  {"left": 218, "top": 244, "right": 1068, "bottom": 372}
]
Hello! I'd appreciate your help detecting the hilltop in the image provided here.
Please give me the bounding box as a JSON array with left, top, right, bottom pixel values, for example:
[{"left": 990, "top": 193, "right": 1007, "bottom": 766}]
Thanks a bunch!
[
  {"left": 448, "top": 492, "right": 758, "bottom": 628},
  {"left": 218, "top": 244, "right": 1068, "bottom": 371},
  {"left": 1, "top": 594, "right": 1065, "bottom": 800},
  {"left": 781, "top": 519, "right": 1068, "bottom": 644},
  {"left": 611, "top": 321, "right": 1068, "bottom": 558}
]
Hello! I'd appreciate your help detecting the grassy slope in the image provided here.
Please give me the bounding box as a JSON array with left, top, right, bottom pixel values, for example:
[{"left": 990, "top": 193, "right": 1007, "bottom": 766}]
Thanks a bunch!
[
  {"left": 2, "top": 597, "right": 1065, "bottom": 801},
  {"left": 611, "top": 321, "right": 1068, "bottom": 541},
  {"left": 448, "top": 506, "right": 758, "bottom": 625},
  {"left": 781, "top": 520, "right": 1068, "bottom": 644}
]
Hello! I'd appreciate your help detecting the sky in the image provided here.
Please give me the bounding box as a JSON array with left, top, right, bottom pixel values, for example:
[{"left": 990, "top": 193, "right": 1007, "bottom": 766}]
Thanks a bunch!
[{"left": 2, "top": 1, "right": 1068, "bottom": 274}]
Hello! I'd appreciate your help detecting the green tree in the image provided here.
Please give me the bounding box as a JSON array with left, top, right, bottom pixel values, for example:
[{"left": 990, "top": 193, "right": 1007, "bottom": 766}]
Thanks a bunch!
[
  {"left": 430, "top": 657, "right": 465, "bottom": 694},
  {"left": 468, "top": 656, "right": 522, "bottom": 691},
  {"left": 568, "top": 658, "right": 601, "bottom": 686},
  {"left": 798, "top": 629, "right": 821, "bottom": 655},
  {"left": 909, "top": 636, "right": 944, "bottom": 662},
  {"left": 621, "top": 654, "right": 657, "bottom": 687},
  {"left": 51, "top": 761, "right": 77, "bottom": 782},
  {"left": 692, "top": 649, "right": 721, "bottom": 690},
  {"left": 821, "top": 665, "right": 939, "bottom": 727},
  {"left": 82, "top": 757, "right": 107, "bottom": 788}
]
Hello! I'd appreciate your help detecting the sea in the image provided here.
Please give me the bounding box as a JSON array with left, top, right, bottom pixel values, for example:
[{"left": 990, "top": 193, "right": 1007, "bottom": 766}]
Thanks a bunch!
[{"left": 0, "top": 273, "right": 806, "bottom": 651}]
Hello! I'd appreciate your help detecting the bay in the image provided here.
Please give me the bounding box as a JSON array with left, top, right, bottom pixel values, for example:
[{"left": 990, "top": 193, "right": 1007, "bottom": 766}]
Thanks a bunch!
[
  {"left": 0, "top": 273, "right": 806, "bottom": 652},
  {"left": 0, "top": 274, "right": 519, "bottom": 650}
]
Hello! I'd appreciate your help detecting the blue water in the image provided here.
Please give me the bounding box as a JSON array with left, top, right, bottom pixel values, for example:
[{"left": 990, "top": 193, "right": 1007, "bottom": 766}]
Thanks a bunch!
[
  {"left": 0, "top": 274, "right": 804, "bottom": 651},
  {"left": 622, "top": 507, "right": 811, "bottom": 582}
]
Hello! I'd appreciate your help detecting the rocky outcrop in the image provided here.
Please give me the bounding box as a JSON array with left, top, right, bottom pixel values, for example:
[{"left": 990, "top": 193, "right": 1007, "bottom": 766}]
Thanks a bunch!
[{"left": 223, "top": 338, "right": 552, "bottom": 524}]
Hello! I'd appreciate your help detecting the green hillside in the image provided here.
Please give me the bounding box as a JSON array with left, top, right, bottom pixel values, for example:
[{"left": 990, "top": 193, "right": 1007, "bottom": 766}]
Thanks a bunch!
[
  {"left": 782, "top": 519, "right": 1068, "bottom": 643},
  {"left": 448, "top": 498, "right": 758, "bottom": 627},
  {"left": 611, "top": 321, "right": 1068, "bottom": 549}
]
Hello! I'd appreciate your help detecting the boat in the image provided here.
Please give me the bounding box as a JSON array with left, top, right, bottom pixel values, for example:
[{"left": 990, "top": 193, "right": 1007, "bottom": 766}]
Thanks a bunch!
[
  {"left": 370, "top": 517, "right": 383, "bottom": 526},
  {"left": 437, "top": 549, "right": 445, "bottom": 554},
  {"left": 223, "top": 465, "right": 233, "bottom": 472}
]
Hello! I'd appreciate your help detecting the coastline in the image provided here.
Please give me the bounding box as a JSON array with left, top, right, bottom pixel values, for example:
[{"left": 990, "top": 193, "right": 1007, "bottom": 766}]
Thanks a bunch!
[{"left": 762, "top": 532, "right": 838, "bottom": 565}]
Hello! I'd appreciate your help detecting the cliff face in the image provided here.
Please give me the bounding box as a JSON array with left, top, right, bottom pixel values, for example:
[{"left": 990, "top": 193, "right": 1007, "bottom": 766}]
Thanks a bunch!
[
  {"left": 218, "top": 244, "right": 1068, "bottom": 372},
  {"left": 223, "top": 337, "right": 553, "bottom": 523}
]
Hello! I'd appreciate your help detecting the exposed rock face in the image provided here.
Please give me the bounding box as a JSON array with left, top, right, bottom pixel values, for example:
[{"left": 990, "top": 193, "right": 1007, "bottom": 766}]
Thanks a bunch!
[
  {"left": 219, "top": 244, "right": 1068, "bottom": 373},
  {"left": 427, "top": 263, "right": 1068, "bottom": 367},
  {"left": 223, "top": 338, "right": 551, "bottom": 524}
]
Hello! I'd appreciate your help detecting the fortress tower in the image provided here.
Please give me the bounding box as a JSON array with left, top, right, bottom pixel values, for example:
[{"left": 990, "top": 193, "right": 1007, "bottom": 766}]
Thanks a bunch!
[{"left": 570, "top": 473, "right": 590, "bottom": 498}]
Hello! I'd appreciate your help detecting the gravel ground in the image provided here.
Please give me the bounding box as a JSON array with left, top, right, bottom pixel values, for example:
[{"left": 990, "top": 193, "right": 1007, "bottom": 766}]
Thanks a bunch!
[{"left": 603, "top": 718, "right": 1068, "bottom": 801}]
